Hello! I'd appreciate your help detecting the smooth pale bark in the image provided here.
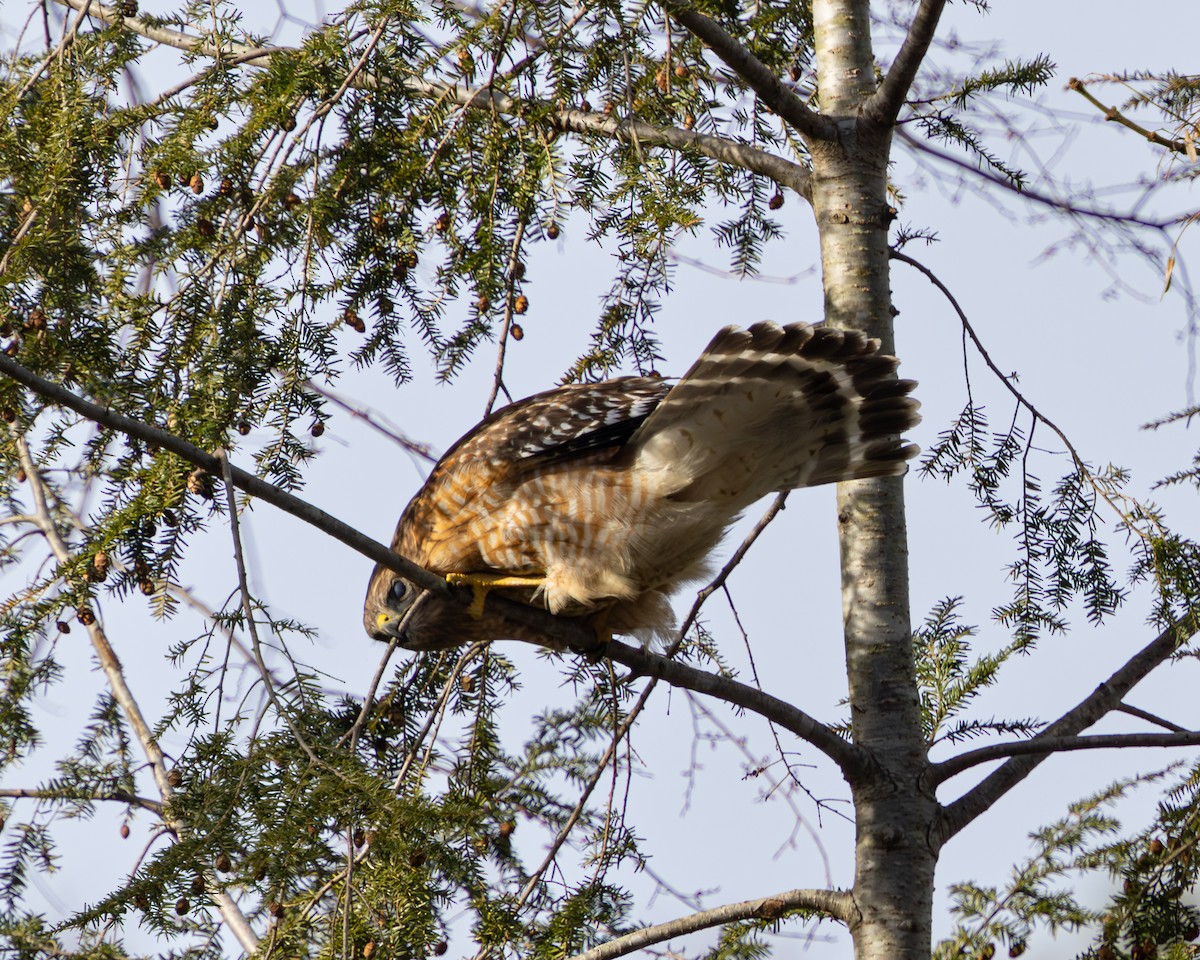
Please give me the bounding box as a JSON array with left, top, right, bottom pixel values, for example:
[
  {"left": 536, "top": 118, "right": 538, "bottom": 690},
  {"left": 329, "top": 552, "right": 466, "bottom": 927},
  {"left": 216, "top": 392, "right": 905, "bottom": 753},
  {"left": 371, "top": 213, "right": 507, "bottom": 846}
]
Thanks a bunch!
[{"left": 809, "top": 0, "right": 939, "bottom": 957}]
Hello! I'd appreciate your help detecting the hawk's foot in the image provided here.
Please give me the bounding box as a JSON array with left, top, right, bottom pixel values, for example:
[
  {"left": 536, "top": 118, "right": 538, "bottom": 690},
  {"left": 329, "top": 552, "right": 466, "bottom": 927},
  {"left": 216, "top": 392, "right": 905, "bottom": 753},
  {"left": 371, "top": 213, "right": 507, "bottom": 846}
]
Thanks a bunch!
[{"left": 446, "top": 571, "right": 546, "bottom": 619}]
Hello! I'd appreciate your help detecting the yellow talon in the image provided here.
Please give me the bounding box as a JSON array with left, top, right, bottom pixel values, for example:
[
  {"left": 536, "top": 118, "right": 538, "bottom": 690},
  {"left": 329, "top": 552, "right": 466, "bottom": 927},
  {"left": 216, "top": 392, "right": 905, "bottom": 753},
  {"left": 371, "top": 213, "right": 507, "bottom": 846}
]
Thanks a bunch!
[{"left": 446, "top": 572, "right": 546, "bottom": 620}]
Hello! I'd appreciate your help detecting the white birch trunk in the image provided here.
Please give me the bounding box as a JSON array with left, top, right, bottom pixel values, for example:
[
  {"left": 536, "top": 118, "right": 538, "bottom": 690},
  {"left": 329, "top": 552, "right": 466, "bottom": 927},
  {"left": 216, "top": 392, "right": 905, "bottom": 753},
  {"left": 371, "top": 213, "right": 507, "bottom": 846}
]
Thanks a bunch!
[{"left": 809, "top": 1, "right": 939, "bottom": 956}]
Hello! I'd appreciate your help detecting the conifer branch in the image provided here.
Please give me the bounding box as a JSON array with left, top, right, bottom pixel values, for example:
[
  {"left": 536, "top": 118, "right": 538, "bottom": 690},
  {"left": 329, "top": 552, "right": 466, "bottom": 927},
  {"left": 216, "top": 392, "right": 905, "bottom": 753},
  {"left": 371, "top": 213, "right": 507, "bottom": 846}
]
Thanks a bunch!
[
  {"left": 891, "top": 249, "right": 1151, "bottom": 539},
  {"left": 567, "top": 887, "right": 855, "bottom": 960},
  {"left": 51, "top": 0, "right": 811, "bottom": 198},
  {"left": 0, "top": 355, "right": 862, "bottom": 771},
  {"left": 934, "top": 614, "right": 1198, "bottom": 843},
  {"left": 932, "top": 730, "right": 1200, "bottom": 783},
  {"left": 11, "top": 433, "right": 261, "bottom": 955},
  {"left": 863, "top": 0, "right": 947, "bottom": 126},
  {"left": 661, "top": 1, "right": 836, "bottom": 145}
]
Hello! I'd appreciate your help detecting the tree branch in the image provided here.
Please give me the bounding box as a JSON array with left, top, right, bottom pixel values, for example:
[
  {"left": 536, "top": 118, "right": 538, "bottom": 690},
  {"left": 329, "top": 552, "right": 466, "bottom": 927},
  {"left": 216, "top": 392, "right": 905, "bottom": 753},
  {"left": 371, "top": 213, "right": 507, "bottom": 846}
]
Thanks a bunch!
[
  {"left": 894, "top": 125, "right": 1179, "bottom": 229},
  {"left": 0, "top": 786, "right": 163, "bottom": 815},
  {"left": 863, "top": 0, "right": 947, "bottom": 126},
  {"left": 1, "top": 355, "right": 864, "bottom": 772},
  {"left": 567, "top": 887, "right": 855, "bottom": 960},
  {"left": 661, "top": 1, "right": 836, "bottom": 145},
  {"left": 52, "top": 0, "right": 811, "bottom": 199},
  {"left": 1068, "top": 76, "right": 1193, "bottom": 157},
  {"left": 934, "top": 615, "right": 1198, "bottom": 843},
  {"left": 601, "top": 638, "right": 865, "bottom": 775},
  {"left": 932, "top": 730, "right": 1200, "bottom": 784},
  {"left": 1115, "top": 701, "right": 1190, "bottom": 733},
  {"left": 12, "top": 434, "right": 261, "bottom": 955},
  {"left": 0, "top": 352, "right": 472, "bottom": 614}
]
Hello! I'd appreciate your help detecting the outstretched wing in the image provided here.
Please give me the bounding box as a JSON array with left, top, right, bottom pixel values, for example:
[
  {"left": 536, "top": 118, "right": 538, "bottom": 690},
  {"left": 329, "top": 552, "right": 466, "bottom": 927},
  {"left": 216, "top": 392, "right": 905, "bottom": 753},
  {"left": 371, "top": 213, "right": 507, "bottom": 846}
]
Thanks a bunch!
[{"left": 629, "top": 321, "right": 920, "bottom": 506}]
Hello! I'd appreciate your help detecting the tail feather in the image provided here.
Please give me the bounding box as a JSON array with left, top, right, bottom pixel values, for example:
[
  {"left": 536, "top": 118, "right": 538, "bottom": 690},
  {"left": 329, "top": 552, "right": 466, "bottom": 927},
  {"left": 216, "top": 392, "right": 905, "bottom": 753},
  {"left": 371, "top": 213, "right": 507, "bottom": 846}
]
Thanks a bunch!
[{"left": 630, "top": 321, "right": 920, "bottom": 505}]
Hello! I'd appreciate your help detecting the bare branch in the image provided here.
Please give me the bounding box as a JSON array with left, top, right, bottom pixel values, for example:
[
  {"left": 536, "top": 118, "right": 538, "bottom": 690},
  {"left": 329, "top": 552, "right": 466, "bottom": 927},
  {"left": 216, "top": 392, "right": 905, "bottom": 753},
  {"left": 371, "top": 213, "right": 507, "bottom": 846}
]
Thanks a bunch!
[
  {"left": 1068, "top": 76, "right": 1193, "bottom": 156},
  {"left": 933, "top": 730, "right": 1200, "bottom": 783},
  {"left": 0, "top": 787, "right": 163, "bottom": 815},
  {"left": 863, "top": 0, "right": 947, "bottom": 127},
  {"left": 601, "top": 639, "right": 865, "bottom": 774},
  {"left": 1115, "top": 702, "right": 1190, "bottom": 733},
  {"left": 661, "top": 1, "right": 836, "bottom": 147},
  {"left": 894, "top": 125, "right": 1179, "bottom": 229},
  {"left": 567, "top": 887, "right": 855, "bottom": 960},
  {"left": 1, "top": 356, "right": 860, "bottom": 767},
  {"left": 52, "top": 0, "right": 811, "bottom": 198},
  {"left": 934, "top": 615, "right": 1198, "bottom": 842}
]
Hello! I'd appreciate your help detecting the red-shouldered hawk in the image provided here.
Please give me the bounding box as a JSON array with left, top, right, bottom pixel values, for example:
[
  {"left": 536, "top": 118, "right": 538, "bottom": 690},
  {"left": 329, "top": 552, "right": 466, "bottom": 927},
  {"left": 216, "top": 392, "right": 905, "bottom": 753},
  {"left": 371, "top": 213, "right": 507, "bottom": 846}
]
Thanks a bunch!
[{"left": 364, "top": 321, "right": 920, "bottom": 650}]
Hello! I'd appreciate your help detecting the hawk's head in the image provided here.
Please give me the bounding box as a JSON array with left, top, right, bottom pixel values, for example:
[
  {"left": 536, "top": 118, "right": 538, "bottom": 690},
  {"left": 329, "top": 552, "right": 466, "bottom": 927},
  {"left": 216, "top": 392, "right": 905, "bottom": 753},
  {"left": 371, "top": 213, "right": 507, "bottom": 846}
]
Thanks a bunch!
[
  {"left": 363, "top": 563, "right": 551, "bottom": 651},
  {"left": 363, "top": 564, "right": 421, "bottom": 644}
]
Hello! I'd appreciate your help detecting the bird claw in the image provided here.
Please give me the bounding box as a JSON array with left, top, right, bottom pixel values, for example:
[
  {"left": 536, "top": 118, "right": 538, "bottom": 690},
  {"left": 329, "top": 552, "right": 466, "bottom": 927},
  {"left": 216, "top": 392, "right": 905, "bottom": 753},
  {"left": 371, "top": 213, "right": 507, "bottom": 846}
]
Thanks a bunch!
[{"left": 445, "top": 571, "right": 546, "bottom": 620}]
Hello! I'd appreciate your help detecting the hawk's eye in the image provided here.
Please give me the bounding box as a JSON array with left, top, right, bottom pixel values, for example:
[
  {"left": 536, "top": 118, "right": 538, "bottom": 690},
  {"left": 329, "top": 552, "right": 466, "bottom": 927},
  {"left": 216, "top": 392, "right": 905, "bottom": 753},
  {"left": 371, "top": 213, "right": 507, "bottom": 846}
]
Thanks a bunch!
[{"left": 388, "top": 579, "right": 410, "bottom": 606}]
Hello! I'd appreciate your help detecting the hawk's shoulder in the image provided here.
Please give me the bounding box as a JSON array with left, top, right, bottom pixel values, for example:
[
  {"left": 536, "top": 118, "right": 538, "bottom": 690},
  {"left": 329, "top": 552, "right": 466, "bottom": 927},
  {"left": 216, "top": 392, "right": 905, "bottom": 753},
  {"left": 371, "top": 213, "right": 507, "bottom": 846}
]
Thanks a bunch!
[{"left": 446, "top": 377, "right": 672, "bottom": 467}]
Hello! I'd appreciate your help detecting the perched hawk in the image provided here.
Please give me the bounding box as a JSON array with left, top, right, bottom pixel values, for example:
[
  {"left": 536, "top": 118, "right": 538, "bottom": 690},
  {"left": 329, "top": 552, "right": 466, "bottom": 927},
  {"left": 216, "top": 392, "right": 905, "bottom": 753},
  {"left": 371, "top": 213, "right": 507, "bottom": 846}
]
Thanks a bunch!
[{"left": 364, "top": 321, "right": 920, "bottom": 650}]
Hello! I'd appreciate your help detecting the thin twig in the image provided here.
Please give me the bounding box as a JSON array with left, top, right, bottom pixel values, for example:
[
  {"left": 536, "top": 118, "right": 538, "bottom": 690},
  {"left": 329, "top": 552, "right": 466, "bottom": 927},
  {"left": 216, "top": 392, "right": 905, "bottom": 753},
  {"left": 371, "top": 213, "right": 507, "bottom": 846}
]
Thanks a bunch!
[
  {"left": 216, "top": 451, "right": 322, "bottom": 767},
  {"left": 484, "top": 219, "right": 527, "bottom": 417},
  {"left": 301, "top": 381, "right": 438, "bottom": 463},
  {"left": 891, "top": 248, "right": 1148, "bottom": 536},
  {"left": 895, "top": 126, "right": 1178, "bottom": 230},
  {"left": 1115, "top": 701, "right": 1190, "bottom": 733}
]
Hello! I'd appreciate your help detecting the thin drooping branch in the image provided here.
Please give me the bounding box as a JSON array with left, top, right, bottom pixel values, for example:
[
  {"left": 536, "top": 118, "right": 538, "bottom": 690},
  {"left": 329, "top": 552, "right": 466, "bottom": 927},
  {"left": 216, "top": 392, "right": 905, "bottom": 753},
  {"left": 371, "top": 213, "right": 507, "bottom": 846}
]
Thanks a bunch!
[
  {"left": 894, "top": 126, "right": 1179, "bottom": 230},
  {"left": 217, "top": 452, "right": 322, "bottom": 767},
  {"left": 301, "top": 381, "right": 438, "bottom": 463},
  {"left": 566, "top": 887, "right": 856, "bottom": 960},
  {"left": 1, "top": 355, "right": 861, "bottom": 769},
  {"left": 52, "top": 0, "right": 812, "bottom": 199},
  {"left": 863, "top": 0, "right": 947, "bottom": 126},
  {"left": 891, "top": 248, "right": 1151, "bottom": 538},
  {"left": 673, "top": 493, "right": 788, "bottom": 652},
  {"left": 12, "top": 435, "right": 261, "bottom": 955},
  {"left": 933, "top": 729, "right": 1200, "bottom": 784},
  {"left": 662, "top": 1, "right": 836, "bottom": 146},
  {"left": 935, "top": 615, "right": 1197, "bottom": 842}
]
